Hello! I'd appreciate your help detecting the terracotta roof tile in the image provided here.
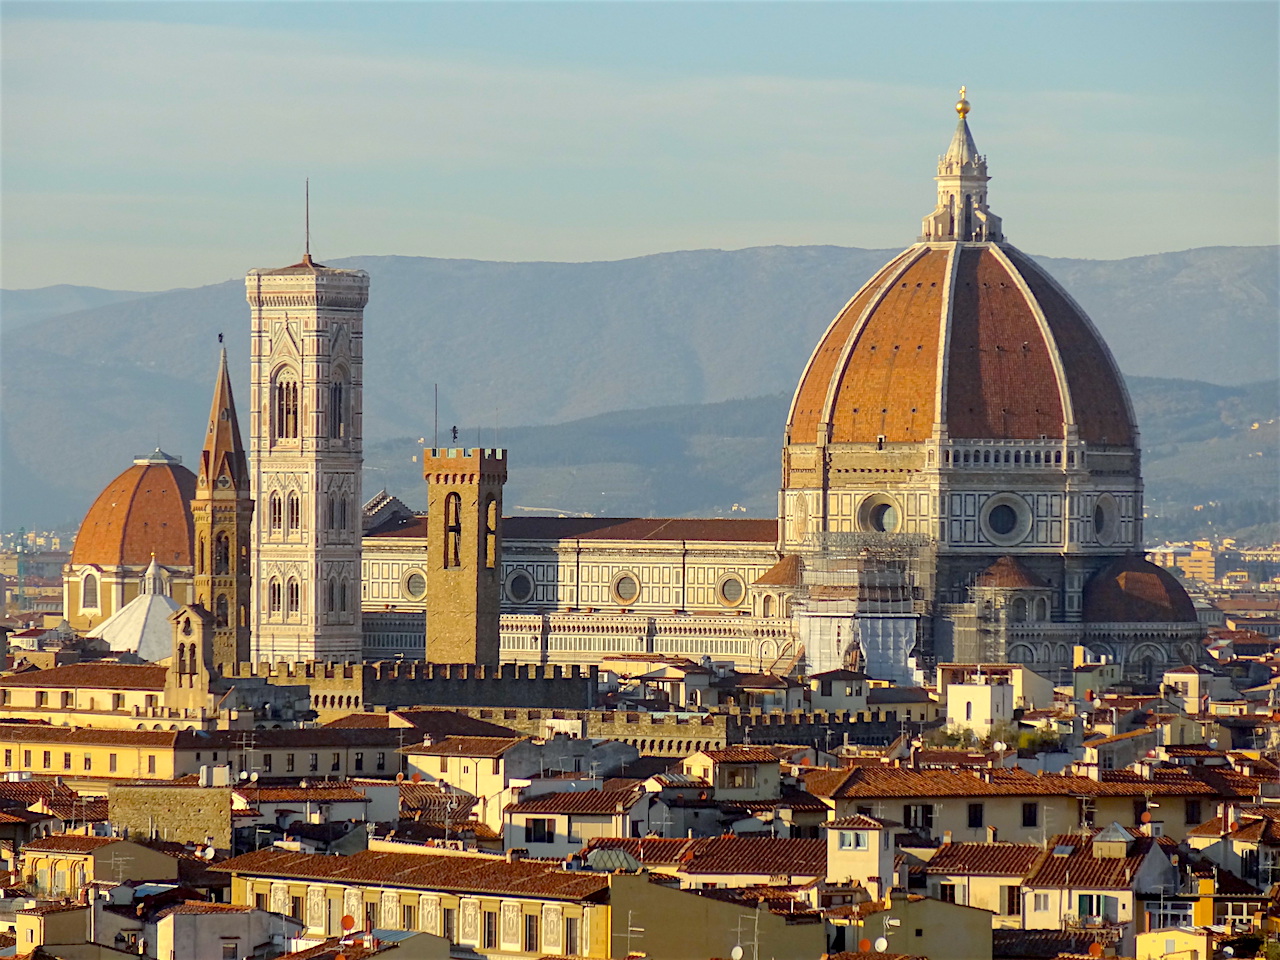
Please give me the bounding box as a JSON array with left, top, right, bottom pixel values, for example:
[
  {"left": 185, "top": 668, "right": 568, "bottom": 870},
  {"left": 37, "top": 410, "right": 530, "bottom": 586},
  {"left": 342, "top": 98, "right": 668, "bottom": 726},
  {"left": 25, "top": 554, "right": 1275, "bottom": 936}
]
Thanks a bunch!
[
  {"left": 0, "top": 663, "right": 167, "bottom": 690},
  {"left": 1083, "top": 555, "right": 1199, "bottom": 624},
  {"left": 1023, "top": 830, "right": 1161, "bottom": 890},
  {"left": 71, "top": 460, "right": 197, "bottom": 567},
  {"left": 754, "top": 555, "right": 803, "bottom": 586},
  {"left": 22, "top": 835, "right": 120, "bottom": 854},
  {"left": 508, "top": 788, "right": 641, "bottom": 816},
  {"left": 403, "top": 736, "right": 528, "bottom": 758},
  {"left": 680, "top": 836, "right": 826, "bottom": 878},
  {"left": 924, "top": 842, "right": 1042, "bottom": 877},
  {"left": 213, "top": 848, "right": 609, "bottom": 901},
  {"left": 694, "top": 748, "right": 781, "bottom": 764},
  {"left": 503, "top": 517, "right": 777, "bottom": 543},
  {"left": 976, "top": 556, "right": 1049, "bottom": 590}
]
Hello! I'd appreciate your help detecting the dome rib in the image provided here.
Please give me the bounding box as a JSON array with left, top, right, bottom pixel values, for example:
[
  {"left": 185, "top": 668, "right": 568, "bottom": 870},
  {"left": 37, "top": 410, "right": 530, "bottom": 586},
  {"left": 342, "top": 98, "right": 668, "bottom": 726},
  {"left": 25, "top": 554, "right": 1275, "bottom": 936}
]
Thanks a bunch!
[
  {"left": 819, "top": 246, "right": 939, "bottom": 444},
  {"left": 785, "top": 247, "right": 917, "bottom": 444},
  {"left": 70, "top": 460, "right": 197, "bottom": 568}
]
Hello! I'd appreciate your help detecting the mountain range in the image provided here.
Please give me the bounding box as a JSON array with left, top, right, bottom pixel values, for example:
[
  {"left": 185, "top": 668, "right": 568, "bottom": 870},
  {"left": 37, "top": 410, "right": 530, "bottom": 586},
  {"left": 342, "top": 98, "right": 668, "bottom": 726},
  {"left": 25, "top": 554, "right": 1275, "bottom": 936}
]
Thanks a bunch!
[{"left": 2, "top": 244, "right": 1276, "bottom": 538}]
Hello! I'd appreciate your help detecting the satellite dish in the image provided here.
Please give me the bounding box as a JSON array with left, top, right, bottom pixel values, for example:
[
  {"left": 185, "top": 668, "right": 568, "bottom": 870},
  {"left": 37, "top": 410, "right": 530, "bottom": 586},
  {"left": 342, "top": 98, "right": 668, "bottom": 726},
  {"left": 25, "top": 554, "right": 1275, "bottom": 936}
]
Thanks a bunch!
[
  {"left": 411, "top": 773, "right": 423, "bottom": 783},
  {"left": 873, "top": 937, "right": 889, "bottom": 952},
  {"left": 239, "top": 771, "right": 249, "bottom": 780},
  {"left": 857, "top": 940, "right": 872, "bottom": 953},
  {"left": 250, "top": 772, "right": 259, "bottom": 782},
  {"left": 203, "top": 846, "right": 216, "bottom": 860},
  {"left": 731, "top": 948, "right": 744, "bottom": 960},
  {"left": 1141, "top": 811, "right": 1152, "bottom": 824},
  {"left": 1088, "top": 943, "right": 1104, "bottom": 958},
  {"left": 341, "top": 915, "right": 355, "bottom": 932},
  {"left": 1209, "top": 738, "right": 1219, "bottom": 749},
  {"left": 992, "top": 741, "right": 1006, "bottom": 753}
]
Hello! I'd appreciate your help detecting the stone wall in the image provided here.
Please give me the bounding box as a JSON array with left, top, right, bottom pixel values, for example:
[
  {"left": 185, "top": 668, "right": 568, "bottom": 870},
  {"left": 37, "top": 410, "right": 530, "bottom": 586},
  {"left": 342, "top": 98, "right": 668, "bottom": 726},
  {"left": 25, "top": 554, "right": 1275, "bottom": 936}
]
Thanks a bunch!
[
  {"left": 438, "top": 706, "right": 931, "bottom": 755},
  {"left": 108, "top": 783, "right": 233, "bottom": 851}
]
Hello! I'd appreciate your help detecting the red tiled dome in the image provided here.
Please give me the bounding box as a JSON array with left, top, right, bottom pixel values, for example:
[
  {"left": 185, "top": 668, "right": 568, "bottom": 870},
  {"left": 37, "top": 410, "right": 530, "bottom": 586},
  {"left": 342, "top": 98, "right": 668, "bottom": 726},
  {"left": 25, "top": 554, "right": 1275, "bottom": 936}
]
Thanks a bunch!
[
  {"left": 976, "top": 556, "right": 1049, "bottom": 590},
  {"left": 71, "top": 452, "right": 196, "bottom": 568},
  {"left": 1082, "top": 555, "right": 1198, "bottom": 624},
  {"left": 786, "top": 243, "right": 1135, "bottom": 448}
]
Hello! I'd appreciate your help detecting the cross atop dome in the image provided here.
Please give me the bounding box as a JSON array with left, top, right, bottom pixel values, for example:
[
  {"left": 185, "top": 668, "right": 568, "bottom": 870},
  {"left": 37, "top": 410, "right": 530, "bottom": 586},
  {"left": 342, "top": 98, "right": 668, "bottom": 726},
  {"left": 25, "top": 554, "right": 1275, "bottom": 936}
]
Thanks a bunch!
[{"left": 920, "top": 88, "right": 1003, "bottom": 243}]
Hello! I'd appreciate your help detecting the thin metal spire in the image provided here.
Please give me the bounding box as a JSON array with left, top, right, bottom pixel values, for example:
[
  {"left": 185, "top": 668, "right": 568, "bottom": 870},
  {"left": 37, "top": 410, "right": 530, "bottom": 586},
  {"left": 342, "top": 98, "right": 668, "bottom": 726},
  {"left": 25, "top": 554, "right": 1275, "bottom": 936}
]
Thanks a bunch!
[{"left": 304, "top": 178, "right": 311, "bottom": 262}]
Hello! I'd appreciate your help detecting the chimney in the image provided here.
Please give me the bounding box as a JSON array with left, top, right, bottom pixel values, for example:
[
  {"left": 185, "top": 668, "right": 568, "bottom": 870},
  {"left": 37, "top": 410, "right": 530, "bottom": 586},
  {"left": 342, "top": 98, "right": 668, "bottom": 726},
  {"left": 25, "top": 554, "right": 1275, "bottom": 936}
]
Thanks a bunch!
[
  {"left": 986, "top": 825, "right": 998, "bottom": 843},
  {"left": 507, "top": 848, "right": 528, "bottom": 864},
  {"left": 941, "top": 830, "right": 952, "bottom": 846}
]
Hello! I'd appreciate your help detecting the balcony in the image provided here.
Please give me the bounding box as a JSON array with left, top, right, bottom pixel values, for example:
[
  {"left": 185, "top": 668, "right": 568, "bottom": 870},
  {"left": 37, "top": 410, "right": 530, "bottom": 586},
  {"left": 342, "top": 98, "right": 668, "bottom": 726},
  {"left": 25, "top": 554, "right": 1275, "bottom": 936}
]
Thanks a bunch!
[{"left": 1062, "top": 915, "right": 1124, "bottom": 943}]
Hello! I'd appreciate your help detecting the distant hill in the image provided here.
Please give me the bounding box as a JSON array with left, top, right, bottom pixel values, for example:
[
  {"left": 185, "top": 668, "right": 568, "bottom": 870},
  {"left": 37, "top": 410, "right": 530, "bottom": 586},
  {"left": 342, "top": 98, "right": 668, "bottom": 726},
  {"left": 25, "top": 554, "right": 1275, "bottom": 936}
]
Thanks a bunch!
[
  {"left": 2, "top": 244, "right": 1276, "bottom": 534},
  {"left": 0, "top": 285, "right": 152, "bottom": 332}
]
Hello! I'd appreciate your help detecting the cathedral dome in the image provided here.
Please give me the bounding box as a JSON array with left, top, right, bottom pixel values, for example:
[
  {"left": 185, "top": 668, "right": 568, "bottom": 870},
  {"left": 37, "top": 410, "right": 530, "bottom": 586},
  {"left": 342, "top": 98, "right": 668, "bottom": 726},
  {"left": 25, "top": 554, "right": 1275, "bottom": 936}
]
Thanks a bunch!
[
  {"left": 1082, "top": 555, "right": 1198, "bottom": 624},
  {"left": 70, "top": 450, "right": 196, "bottom": 568},
  {"left": 786, "top": 104, "right": 1135, "bottom": 451}
]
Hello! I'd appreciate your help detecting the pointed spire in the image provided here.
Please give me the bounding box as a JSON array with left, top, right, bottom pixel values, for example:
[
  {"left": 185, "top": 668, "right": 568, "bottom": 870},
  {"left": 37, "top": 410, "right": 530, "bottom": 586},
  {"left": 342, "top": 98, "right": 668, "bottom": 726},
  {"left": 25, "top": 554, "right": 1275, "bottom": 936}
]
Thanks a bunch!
[
  {"left": 920, "top": 88, "right": 1003, "bottom": 243},
  {"left": 199, "top": 348, "right": 249, "bottom": 493}
]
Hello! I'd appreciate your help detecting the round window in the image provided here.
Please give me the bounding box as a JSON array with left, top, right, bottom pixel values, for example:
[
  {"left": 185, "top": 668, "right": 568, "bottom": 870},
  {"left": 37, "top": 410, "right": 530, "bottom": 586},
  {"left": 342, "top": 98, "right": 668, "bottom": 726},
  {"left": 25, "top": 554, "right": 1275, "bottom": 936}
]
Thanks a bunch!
[
  {"left": 613, "top": 574, "right": 639, "bottom": 604},
  {"left": 988, "top": 504, "right": 1018, "bottom": 536},
  {"left": 403, "top": 572, "right": 427, "bottom": 599},
  {"left": 869, "top": 502, "right": 899, "bottom": 533},
  {"left": 506, "top": 572, "right": 534, "bottom": 603},
  {"left": 1093, "top": 494, "right": 1118, "bottom": 546},
  {"left": 718, "top": 576, "right": 745, "bottom": 606},
  {"left": 981, "top": 494, "right": 1032, "bottom": 546},
  {"left": 858, "top": 494, "right": 903, "bottom": 534}
]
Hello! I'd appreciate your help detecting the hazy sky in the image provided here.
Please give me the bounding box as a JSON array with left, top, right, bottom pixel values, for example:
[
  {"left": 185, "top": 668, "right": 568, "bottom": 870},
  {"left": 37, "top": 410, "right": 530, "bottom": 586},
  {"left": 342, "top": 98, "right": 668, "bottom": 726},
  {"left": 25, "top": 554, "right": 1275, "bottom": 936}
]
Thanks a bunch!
[{"left": 3, "top": 1, "right": 1277, "bottom": 290}]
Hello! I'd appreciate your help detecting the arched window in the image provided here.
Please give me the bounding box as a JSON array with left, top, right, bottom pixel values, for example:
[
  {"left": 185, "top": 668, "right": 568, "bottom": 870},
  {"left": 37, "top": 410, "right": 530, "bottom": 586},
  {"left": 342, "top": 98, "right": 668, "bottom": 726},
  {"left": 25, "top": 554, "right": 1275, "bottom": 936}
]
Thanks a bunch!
[
  {"left": 328, "top": 378, "right": 347, "bottom": 440},
  {"left": 269, "top": 494, "right": 283, "bottom": 532},
  {"left": 213, "top": 533, "right": 230, "bottom": 575},
  {"left": 326, "top": 496, "right": 335, "bottom": 531},
  {"left": 965, "top": 701, "right": 972, "bottom": 721},
  {"left": 269, "top": 579, "right": 282, "bottom": 614},
  {"left": 1012, "top": 597, "right": 1027, "bottom": 622},
  {"left": 82, "top": 573, "right": 98, "bottom": 608},
  {"left": 484, "top": 496, "right": 498, "bottom": 569},
  {"left": 239, "top": 604, "right": 248, "bottom": 627},
  {"left": 762, "top": 595, "right": 774, "bottom": 618},
  {"left": 274, "top": 377, "right": 299, "bottom": 440},
  {"left": 338, "top": 498, "right": 348, "bottom": 530},
  {"left": 215, "top": 594, "right": 229, "bottom": 628},
  {"left": 287, "top": 579, "right": 300, "bottom": 614},
  {"left": 444, "top": 492, "right": 462, "bottom": 568},
  {"left": 287, "top": 493, "right": 301, "bottom": 533},
  {"left": 1035, "top": 597, "right": 1048, "bottom": 621},
  {"left": 196, "top": 537, "right": 206, "bottom": 575},
  {"left": 339, "top": 580, "right": 348, "bottom": 613}
]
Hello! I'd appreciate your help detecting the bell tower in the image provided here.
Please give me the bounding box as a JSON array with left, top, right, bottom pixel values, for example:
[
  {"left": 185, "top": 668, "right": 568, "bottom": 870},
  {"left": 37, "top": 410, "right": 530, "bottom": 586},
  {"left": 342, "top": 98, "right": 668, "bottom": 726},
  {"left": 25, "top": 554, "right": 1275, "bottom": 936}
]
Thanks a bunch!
[
  {"left": 191, "top": 348, "right": 253, "bottom": 670},
  {"left": 247, "top": 250, "right": 369, "bottom": 662},
  {"left": 422, "top": 448, "right": 506, "bottom": 664}
]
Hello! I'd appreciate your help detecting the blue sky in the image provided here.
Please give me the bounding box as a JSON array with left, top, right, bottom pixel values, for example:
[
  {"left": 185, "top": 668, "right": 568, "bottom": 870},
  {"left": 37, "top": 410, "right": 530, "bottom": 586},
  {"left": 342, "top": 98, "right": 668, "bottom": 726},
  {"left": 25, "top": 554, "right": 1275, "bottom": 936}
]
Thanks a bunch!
[{"left": 3, "top": 1, "right": 1277, "bottom": 290}]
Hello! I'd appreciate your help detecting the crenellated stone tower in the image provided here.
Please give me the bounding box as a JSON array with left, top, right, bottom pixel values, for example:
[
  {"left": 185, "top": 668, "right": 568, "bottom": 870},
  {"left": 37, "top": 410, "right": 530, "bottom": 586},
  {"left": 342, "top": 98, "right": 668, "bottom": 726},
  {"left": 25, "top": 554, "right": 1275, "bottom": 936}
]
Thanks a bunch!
[
  {"left": 422, "top": 448, "right": 507, "bottom": 664},
  {"left": 191, "top": 348, "right": 253, "bottom": 669},
  {"left": 247, "top": 251, "right": 369, "bottom": 661}
]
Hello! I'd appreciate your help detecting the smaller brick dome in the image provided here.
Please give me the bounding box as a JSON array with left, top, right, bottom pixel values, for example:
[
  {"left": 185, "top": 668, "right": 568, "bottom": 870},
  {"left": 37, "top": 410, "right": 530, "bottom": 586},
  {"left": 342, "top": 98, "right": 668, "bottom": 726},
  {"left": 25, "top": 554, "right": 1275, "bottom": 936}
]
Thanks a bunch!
[
  {"left": 1082, "top": 555, "right": 1198, "bottom": 624},
  {"left": 976, "top": 556, "right": 1048, "bottom": 590},
  {"left": 71, "top": 450, "right": 196, "bottom": 568}
]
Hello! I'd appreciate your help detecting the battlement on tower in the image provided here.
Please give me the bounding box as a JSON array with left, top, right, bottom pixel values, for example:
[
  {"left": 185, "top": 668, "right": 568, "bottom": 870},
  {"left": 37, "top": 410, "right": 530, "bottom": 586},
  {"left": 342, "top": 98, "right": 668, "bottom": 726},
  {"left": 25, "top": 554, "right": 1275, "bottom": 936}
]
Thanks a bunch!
[
  {"left": 423, "top": 448, "right": 508, "bottom": 484},
  {"left": 223, "top": 659, "right": 595, "bottom": 710}
]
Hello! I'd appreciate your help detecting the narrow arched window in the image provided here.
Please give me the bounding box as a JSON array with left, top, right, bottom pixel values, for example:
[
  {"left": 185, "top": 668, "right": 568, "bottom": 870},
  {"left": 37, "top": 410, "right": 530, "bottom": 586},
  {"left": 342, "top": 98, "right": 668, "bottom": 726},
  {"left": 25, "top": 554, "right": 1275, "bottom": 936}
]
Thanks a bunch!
[
  {"left": 329, "top": 379, "right": 346, "bottom": 440},
  {"left": 82, "top": 573, "right": 98, "bottom": 608},
  {"left": 286, "top": 579, "right": 300, "bottom": 614},
  {"left": 213, "top": 533, "right": 230, "bottom": 575},
  {"left": 1035, "top": 597, "right": 1048, "bottom": 621},
  {"left": 274, "top": 377, "right": 299, "bottom": 440},
  {"left": 269, "top": 494, "right": 283, "bottom": 532},
  {"left": 339, "top": 580, "right": 348, "bottom": 613},
  {"left": 326, "top": 579, "right": 336, "bottom": 613},
  {"left": 484, "top": 496, "right": 498, "bottom": 569},
  {"left": 965, "top": 701, "right": 972, "bottom": 722},
  {"left": 215, "top": 594, "right": 229, "bottom": 628},
  {"left": 326, "top": 496, "right": 335, "bottom": 531},
  {"left": 287, "top": 493, "right": 301, "bottom": 532},
  {"left": 1012, "top": 597, "right": 1027, "bottom": 622},
  {"left": 269, "top": 579, "right": 282, "bottom": 614},
  {"left": 444, "top": 492, "right": 462, "bottom": 568},
  {"left": 196, "top": 538, "right": 206, "bottom": 575},
  {"left": 339, "top": 498, "right": 348, "bottom": 531},
  {"left": 762, "top": 595, "right": 774, "bottom": 618}
]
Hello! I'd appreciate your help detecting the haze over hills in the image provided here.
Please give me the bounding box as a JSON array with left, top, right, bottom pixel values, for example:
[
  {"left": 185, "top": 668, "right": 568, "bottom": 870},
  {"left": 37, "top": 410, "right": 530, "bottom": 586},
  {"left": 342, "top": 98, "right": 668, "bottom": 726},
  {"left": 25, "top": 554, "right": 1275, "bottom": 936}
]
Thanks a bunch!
[{"left": 2, "top": 244, "right": 1276, "bottom": 535}]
